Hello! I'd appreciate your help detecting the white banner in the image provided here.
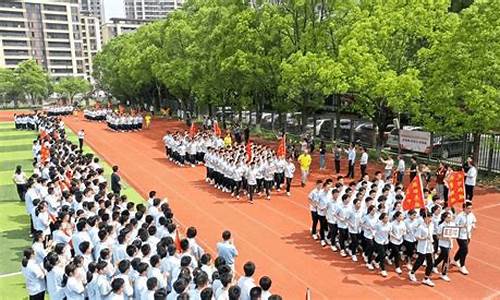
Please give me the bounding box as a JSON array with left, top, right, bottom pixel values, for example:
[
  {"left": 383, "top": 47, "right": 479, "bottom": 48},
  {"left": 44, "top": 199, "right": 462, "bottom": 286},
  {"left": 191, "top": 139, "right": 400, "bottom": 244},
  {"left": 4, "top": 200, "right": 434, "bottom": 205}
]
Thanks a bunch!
[{"left": 399, "top": 130, "right": 432, "bottom": 153}]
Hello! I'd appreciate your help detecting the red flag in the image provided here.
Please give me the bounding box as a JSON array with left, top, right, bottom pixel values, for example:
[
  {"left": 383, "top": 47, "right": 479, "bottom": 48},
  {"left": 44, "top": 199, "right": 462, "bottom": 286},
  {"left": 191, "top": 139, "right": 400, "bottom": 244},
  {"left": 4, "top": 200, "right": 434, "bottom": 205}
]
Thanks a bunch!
[
  {"left": 402, "top": 174, "right": 425, "bottom": 210},
  {"left": 175, "top": 229, "right": 182, "bottom": 253},
  {"left": 213, "top": 121, "right": 221, "bottom": 137},
  {"left": 448, "top": 171, "right": 465, "bottom": 208},
  {"left": 276, "top": 134, "right": 286, "bottom": 157},
  {"left": 189, "top": 123, "right": 197, "bottom": 137},
  {"left": 246, "top": 140, "right": 253, "bottom": 162}
]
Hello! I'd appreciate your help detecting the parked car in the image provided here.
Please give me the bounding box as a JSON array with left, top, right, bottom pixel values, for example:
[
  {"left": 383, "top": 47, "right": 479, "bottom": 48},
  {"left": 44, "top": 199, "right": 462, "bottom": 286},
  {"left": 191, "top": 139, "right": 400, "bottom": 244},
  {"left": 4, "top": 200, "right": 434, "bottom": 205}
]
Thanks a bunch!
[
  {"left": 318, "top": 119, "right": 352, "bottom": 141},
  {"left": 353, "top": 122, "right": 394, "bottom": 146},
  {"left": 386, "top": 127, "right": 470, "bottom": 159},
  {"left": 306, "top": 118, "right": 330, "bottom": 136}
]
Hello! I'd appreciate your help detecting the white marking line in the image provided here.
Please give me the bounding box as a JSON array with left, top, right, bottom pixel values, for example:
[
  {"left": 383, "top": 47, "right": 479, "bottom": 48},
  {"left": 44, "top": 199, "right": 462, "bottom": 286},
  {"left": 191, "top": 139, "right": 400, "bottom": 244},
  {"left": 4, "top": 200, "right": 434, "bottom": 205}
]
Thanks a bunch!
[
  {"left": 484, "top": 290, "right": 500, "bottom": 300},
  {"left": 474, "top": 212, "right": 498, "bottom": 222},
  {"left": 0, "top": 272, "right": 21, "bottom": 278},
  {"left": 469, "top": 256, "right": 500, "bottom": 273},
  {"left": 476, "top": 203, "right": 500, "bottom": 212}
]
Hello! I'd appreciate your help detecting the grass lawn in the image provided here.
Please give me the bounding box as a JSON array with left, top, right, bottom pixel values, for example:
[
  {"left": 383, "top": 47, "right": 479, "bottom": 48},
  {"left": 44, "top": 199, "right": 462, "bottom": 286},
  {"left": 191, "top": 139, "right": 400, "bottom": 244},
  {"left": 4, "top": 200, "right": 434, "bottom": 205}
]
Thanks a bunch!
[{"left": 0, "top": 120, "right": 144, "bottom": 299}]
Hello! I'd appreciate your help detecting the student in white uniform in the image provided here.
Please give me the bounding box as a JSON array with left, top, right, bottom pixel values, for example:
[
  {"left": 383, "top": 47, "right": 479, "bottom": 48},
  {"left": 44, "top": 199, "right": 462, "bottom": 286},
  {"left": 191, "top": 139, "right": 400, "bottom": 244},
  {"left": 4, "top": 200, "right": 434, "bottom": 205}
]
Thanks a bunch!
[
  {"left": 44, "top": 252, "right": 65, "bottom": 300},
  {"left": 308, "top": 180, "right": 322, "bottom": 240},
  {"left": 335, "top": 194, "right": 351, "bottom": 256},
  {"left": 284, "top": 157, "right": 295, "bottom": 196},
  {"left": 403, "top": 209, "right": 419, "bottom": 269},
  {"left": 363, "top": 205, "right": 378, "bottom": 270},
  {"left": 409, "top": 210, "right": 435, "bottom": 287},
  {"left": 373, "top": 213, "right": 391, "bottom": 277},
  {"left": 316, "top": 182, "right": 330, "bottom": 247},
  {"left": 347, "top": 198, "right": 363, "bottom": 262},
  {"left": 63, "top": 263, "right": 85, "bottom": 299},
  {"left": 21, "top": 248, "right": 46, "bottom": 300},
  {"left": 433, "top": 211, "right": 454, "bottom": 282},
  {"left": 453, "top": 201, "right": 476, "bottom": 275},
  {"left": 388, "top": 211, "right": 406, "bottom": 274}
]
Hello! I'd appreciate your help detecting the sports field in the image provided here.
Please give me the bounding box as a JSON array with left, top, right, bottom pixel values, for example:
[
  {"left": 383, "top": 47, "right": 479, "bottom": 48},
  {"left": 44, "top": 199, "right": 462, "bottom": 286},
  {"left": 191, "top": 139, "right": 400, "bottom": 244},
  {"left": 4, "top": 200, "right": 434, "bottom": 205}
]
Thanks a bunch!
[
  {"left": 1, "top": 110, "right": 500, "bottom": 299},
  {"left": 0, "top": 119, "right": 145, "bottom": 299}
]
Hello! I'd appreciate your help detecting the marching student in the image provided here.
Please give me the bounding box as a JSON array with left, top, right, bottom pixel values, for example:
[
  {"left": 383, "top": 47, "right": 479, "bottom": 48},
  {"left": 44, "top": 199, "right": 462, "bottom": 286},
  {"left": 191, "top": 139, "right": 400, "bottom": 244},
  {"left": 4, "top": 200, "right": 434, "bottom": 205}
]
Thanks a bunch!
[
  {"left": 316, "top": 182, "right": 330, "bottom": 247},
  {"left": 433, "top": 211, "right": 454, "bottom": 282},
  {"left": 409, "top": 210, "right": 435, "bottom": 287},
  {"left": 336, "top": 194, "right": 351, "bottom": 256},
  {"left": 373, "top": 213, "right": 391, "bottom": 277},
  {"left": 297, "top": 150, "right": 312, "bottom": 187},
  {"left": 326, "top": 189, "right": 339, "bottom": 252},
  {"left": 246, "top": 162, "right": 258, "bottom": 204},
  {"left": 389, "top": 211, "right": 406, "bottom": 274},
  {"left": 308, "top": 180, "right": 322, "bottom": 240},
  {"left": 347, "top": 198, "right": 363, "bottom": 262},
  {"left": 284, "top": 156, "right": 295, "bottom": 196},
  {"left": 403, "top": 209, "right": 419, "bottom": 269},
  {"left": 363, "top": 205, "right": 378, "bottom": 270},
  {"left": 264, "top": 158, "right": 275, "bottom": 200},
  {"left": 453, "top": 201, "right": 476, "bottom": 275}
]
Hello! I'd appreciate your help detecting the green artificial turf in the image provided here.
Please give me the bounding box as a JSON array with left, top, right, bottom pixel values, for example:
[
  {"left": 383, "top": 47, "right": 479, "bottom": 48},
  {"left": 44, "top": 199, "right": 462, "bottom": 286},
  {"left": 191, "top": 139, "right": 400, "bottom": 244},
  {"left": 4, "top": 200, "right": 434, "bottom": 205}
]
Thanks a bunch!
[{"left": 0, "top": 120, "right": 144, "bottom": 299}]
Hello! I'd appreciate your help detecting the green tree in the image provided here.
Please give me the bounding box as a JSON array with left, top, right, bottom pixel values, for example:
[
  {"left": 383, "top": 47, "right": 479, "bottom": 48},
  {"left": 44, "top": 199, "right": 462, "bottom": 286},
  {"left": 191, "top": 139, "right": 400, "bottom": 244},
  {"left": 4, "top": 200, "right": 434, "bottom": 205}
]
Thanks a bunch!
[
  {"left": 15, "top": 60, "right": 50, "bottom": 105},
  {"left": 420, "top": 0, "right": 500, "bottom": 161},
  {"left": 54, "top": 77, "right": 91, "bottom": 104},
  {"left": 0, "top": 68, "right": 21, "bottom": 106}
]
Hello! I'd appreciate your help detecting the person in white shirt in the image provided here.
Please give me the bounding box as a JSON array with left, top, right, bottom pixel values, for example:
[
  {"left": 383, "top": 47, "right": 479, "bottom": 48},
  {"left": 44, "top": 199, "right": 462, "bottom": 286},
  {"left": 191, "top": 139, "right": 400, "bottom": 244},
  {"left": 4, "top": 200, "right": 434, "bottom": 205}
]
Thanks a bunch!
[
  {"left": 12, "top": 165, "right": 28, "bottom": 202},
  {"left": 453, "top": 201, "right": 476, "bottom": 275},
  {"left": 284, "top": 157, "right": 295, "bottom": 196},
  {"left": 133, "top": 263, "right": 149, "bottom": 300},
  {"left": 95, "top": 261, "right": 112, "bottom": 300},
  {"left": 45, "top": 252, "right": 65, "bottom": 300},
  {"left": 326, "top": 189, "right": 339, "bottom": 252},
  {"left": 258, "top": 276, "right": 272, "bottom": 300},
  {"left": 308, "top": 180, "right": 322, "bottom": 240},
  {"left": 388, "top": 211, "right": 406, "bottom": 274},
  {"left": 359, "top": 147, "right": 369, "bottom": 178},
  {"left": 21, "top": 248, "right": 46, "bottom": 300},
  {"left": 217, "top": 231, "right": 238, "bottom": 270},
  {"left": 33, "top": 201, "right": 51, "bottom": 236},
  {"left": 373, "top": 212, "right": 391, "bottom": 277},
  {"left": 403, "top": 209, "right": 419, "bottom": 269},
  {"left": 464, "top": 161, "right": 477, "bottom": 201},
  {"left": 347, "top": 198, "right": 363, "bottom": 262},
  {"left": 316, "top": 182, "right": 330, "bottom": 247},
  {"left": 433, "top": 211, "right": 454, "bottom": 282},
  {"left": 108, "top": 277, "right": 126, "bottom": 300},
  {"left": 380, "top": 155, "right": 394, "bottom": 181},
  {"left": 77, "top": 129, "right": 85, "bottom": 151},
  {"left": 141, "top": 277, "right": 158, "bottom": 300},
  {"left": 246, "top": 163, "right": 258, "bottom": 203},
  {"left": 363, "top": 204, "right": 378, "bottom": 270},
  {"left": 115, "top": 260, "right": 134, "bottom": 299},
  {"left": 336, "top": 194, "right": 351, "bottom": 256},
  {"left": 63, "top": 263, "right": 85, "bottom": 300},
  {"left": 237, "top": 261, "right": 257, "bottom": 300},
  {"left": 409, "top": 210, "right": 435, "bottom": 287},
  {"left": 345, "top": 144, "right": 356, "bottom": 179},
  {"left": 396, "top": 155, "right": 406, "bottom": 184}
]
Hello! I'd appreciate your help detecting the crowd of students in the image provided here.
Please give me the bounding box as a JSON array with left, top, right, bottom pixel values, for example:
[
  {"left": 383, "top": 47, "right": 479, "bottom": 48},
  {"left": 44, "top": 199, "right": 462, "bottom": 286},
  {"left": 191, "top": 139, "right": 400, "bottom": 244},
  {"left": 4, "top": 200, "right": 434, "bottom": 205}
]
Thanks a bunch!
[
  {"left": 14, "top": 113, "right": 41, "bottom": 130},
  {"left": 106, "top": 113, "right": 148, "bottom": 132},
  {"left": 14, "top": 113, "right": 282, "bottom": 300},
  {"left": 306, "top": 172, "right": 477, "bottom": 287},
  {"left": 162, "top": 131, "right": 297, "bottom": 203},
  {"left": 84, "top": 109, "right": 112, "bottom": 122}
]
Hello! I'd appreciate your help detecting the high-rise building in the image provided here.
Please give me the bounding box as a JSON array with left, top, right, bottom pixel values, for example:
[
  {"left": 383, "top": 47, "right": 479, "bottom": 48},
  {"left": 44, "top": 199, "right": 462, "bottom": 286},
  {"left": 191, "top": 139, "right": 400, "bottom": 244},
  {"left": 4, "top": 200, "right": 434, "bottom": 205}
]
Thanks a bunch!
[
  {"left": 101, "top": 17, "right": 147, "bottom": 44},
  {"left": 80, "top": 0, "right": 104, "bottom": 22},
  {"left": 124, "top": 0, "right": 183, "bottom": 20},
  {"left": 80, "top": 15, "right": 101, "bottom": 81},
  {"left": 0, "top": 0, "right": 86, "bottom": 78}
]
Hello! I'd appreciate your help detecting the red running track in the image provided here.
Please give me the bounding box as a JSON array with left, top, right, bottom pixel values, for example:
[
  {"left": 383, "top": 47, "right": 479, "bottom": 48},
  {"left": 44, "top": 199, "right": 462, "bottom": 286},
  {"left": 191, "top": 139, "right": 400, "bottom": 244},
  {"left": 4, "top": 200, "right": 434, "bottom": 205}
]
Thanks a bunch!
[{"left": 57, "top": 115, "right": 500, "bottom": 299}]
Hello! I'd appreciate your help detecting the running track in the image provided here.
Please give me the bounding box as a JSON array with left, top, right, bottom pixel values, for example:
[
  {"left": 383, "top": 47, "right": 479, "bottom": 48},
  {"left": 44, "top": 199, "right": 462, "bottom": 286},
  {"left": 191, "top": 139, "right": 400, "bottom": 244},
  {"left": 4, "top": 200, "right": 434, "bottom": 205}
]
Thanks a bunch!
[{"left": 44, "top": 114, "right": 500, "bottom": 298}]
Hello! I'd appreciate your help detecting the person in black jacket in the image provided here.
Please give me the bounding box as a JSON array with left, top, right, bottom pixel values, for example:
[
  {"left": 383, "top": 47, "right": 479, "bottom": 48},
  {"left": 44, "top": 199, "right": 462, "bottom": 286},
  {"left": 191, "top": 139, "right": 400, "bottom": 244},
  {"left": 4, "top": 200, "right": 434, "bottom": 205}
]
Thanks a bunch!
[{"left": 111, "top": 165, "right": 122, "bottom": 194}]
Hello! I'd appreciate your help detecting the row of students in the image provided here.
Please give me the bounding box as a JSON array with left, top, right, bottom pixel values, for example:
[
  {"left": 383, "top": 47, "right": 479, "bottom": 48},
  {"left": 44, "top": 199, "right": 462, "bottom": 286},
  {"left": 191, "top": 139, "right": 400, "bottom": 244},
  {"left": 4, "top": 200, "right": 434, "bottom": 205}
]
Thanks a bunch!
[
  {"left": 18, "top": 115, "right": 282, "bottom": 299},
  {"left": 46, "top": 106, "right": 74, "bottom": 116},
  {"left": 14, "top": 113, "right": 40, "bottom": 130},
  {"left": 106, "top": 113, "right": 145, "bottom": 132},
  {"left": 163, "top": 131, "right": 222, "bottom": 167},
  {"left": 84, "top": 108, "right": 112, "bottom": 121},
  {"left": 307, "top": 176, "right": 476, "bottom": 287}
]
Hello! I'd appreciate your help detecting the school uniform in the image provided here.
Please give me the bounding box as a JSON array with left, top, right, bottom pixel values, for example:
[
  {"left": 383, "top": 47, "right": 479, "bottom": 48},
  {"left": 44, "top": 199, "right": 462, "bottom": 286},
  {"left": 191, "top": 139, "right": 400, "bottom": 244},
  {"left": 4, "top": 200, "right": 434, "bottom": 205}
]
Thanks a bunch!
[
  {"left": 347, "top": 206, "right": 363, "bottom": 257},
  {"left": 246, "top": 168, "right": 258, "bottom": 202},
  {"left": 308, "top": 187, "right": 321, "bottom": 237},
  {"left": 336, "top": 203, "right": 350, "bottom": 252},
  {"left": 316, "top": 190, "right": 329, "bottom": 243},
  {"left": 47, "top": 265, "right": 65, "bottom": 300},
  {"left": 454, "top": 211, "right": 476, "bottom": 268},
  {"left": 64, "top": 276, "right": 85, "bottom": 300},
  {"left": 373, "top": 221, "right": 391, "bottom": 271},
  {"left": 411, "top": 222, "right": 434, "bottom": 278},
  {"left": 22, "top": 259, "right": 46, "bottom": 300},
  {"left": 284, "top": 161, "right": 295, "bottom": 194},
  {"left": 389, "top": 220, "right": 406, "bottom": 270},
  {"left": 434, "top": 221, "right": 455, "bottom": 276}
]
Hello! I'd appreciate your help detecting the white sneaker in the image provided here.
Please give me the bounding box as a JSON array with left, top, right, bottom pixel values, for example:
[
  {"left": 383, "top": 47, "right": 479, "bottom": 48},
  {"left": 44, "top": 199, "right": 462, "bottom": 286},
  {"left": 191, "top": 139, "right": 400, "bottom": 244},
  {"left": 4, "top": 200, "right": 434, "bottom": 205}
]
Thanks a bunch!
[
  {"left": 380, "top": 270, "right": 388, "bottom": 277},
  {"left": 363, "top": 254, "right": 368, "bottom": 263},
  {"left": 422, "top": 278, "right": 435, "bottom": 287},
  {"left": 320, "top": 240, "right": 326, "bottom": 247},
  {"left": 406, "top": 263, "right": 413, "bottom": 270},
  {"left": 408, "top": 272, "right": 417, "bottom": 282},
  {"left": 286, "top": 192, "right": 291, "bottom": 196},
  {"left": 432, "top": 267, "right": 439, "bottom": 274},
  {"left": 326, "top": 239, "right": 332, "bottom": 245},
  {"left": 459, "top": 266, "right": 469, "bottom": 275},
  {"left": 452, "top": 260, "right": 461, "bottom": 268},
  {"left": 423, "top": 260, "right": 427, "bottom": 267},
  {"left": 440, "top": 274, "right": 450, "bottom": 282},
  {"left": 191, "top": 164, "right": 195, "bottom": 168},
  {"left": 266, "top": 196, "right": 271, "bottom": 200},
  {"left": 312, "top": 234, "right": 318, "bottom": 240},
  {"left": 373, "top": 262, "right": 380, "bottom": 269},
  {"left": 346, "top": 249, "right": 352, "bottom": 256},
  {"left": 340, "top": 250, "right": 347, "bottom": 257},
  {"left": 277, "top": 188, "right": 281, "bottom": 192},
  {"left": 352, "top": 255, "right": 358, "bottom": 262},
  {"left": 395, "top": 267, "right": 402, "bottom": 274},
  {"left": 366, "top": 263, "right": 374, "bottom": 270},
  {"left": 330, "top": 245, "right": 338, "bottom": 252},
  {"left": 386, "top": 257, "right": 393, "bottom": 266},
  {"left": 236, "top": 195, "right": 240, "bottom": 199}
]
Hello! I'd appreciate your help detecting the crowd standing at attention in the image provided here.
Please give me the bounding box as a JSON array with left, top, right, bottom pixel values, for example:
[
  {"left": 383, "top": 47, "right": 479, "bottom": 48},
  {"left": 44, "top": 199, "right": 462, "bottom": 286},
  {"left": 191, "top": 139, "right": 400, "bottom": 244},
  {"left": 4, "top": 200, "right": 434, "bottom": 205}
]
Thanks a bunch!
[
  {"left": 162, "top": 131, "right": 296, "bottom": 203},
  {"left": 14, "top": 112, "right": 283, "bottom": 300}
]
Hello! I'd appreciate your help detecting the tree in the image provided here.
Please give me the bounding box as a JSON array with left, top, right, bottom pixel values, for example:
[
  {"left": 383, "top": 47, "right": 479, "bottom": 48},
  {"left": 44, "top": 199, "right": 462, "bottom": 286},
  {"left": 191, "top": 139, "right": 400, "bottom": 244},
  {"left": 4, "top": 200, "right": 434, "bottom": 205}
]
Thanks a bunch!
[
  {"left": 0, "top": 68, "right": 21, "bottom": 106},
  {"left": 338, "top": 0, "right": 450, "bottom": 150},
  {"left": 419, "top": 0, "right": 500, "bottom": 161},
  {"left": 15, "top": 60, "right": 50, "bottom": 105},
  {"left": 54, "top": 77, "right": 91, "bottom": 104}
]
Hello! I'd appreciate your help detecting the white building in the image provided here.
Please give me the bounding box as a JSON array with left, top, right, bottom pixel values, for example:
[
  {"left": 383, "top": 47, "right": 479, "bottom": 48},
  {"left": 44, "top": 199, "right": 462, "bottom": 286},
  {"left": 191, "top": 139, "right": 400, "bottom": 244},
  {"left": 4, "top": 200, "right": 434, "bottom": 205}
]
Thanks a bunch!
[
  {"left": 101, "top": 17, "right": 147, "bottom": 45},
  {"left": 124, "top": 0, "right": 183, "bottom": 20},
  {"left": 0, "top": 0, "right": 85, "bottom": 78},
  {"left": 80, "top": 0, "right": 104, "bottom": 22},
  {"left": 80, "top": 15, "right": 101, "bottom": 81}
]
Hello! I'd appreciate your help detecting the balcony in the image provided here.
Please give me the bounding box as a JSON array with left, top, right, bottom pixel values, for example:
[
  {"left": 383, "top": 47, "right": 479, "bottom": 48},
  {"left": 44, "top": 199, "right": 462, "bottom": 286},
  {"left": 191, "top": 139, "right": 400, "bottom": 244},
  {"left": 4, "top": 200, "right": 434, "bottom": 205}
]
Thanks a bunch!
[
  {"left": 2, "top": 40, "right": 29, "bottom": 47},
  {"left": 0, "top": 30, "right": 27, "bottom": 37},
  {"left": 4, "top": 49, "right": 30, "bottom": 56}
]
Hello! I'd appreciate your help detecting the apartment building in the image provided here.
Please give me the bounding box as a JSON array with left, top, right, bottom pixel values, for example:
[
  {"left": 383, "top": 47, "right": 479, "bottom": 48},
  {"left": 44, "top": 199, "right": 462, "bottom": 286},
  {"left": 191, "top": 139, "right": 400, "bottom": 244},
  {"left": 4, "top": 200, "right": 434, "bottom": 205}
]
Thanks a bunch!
[
  {"left": 124, "top": 0, "right": 183, "bottom": 20},
  {"left": 80, "top": 0, "right": 104, "bottom": 22},
  {"left": 81, "top": 14, "right": 101, "bottom": 81},
  {"left": 0, "top": 0, "right": 85, "bottom": 78},
  {"left": 101, "top": 17, "right": 147, "bottom": 44}
]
